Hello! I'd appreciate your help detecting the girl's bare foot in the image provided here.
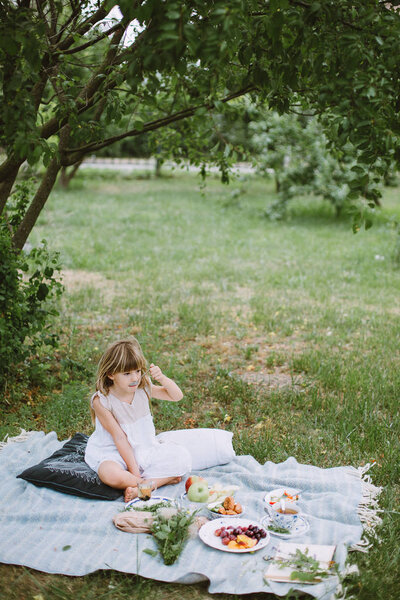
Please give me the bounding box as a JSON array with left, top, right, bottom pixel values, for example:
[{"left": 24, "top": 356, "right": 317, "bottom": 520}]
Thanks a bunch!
[
  {"left": 124, "top": 486, "right": 138, "bottom": 502},
  {"left": 153, "top": 475, "right": 182, "bottom": 488},
  {"left": 169, "top": 476, "right": 182, "bottom": 485}
]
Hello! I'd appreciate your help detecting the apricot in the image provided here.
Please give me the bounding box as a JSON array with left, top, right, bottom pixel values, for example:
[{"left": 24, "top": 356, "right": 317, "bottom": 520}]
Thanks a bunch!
[
  {"left": 236, "top": 534, "right": 257, "bottom": 548},
  {"left": 223, "top": 496, "right": 235, "bottom": 511}
]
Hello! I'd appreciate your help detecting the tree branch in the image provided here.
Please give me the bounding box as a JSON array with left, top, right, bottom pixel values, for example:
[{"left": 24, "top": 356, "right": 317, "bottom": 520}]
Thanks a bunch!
[
  {"left": 64, "top": 86, "right": 256, "bottom": 160},
  {"left": 54, "top": 21, "right": 123, "bottom": 56},
  {"left": 54, "top": 0, "right": 82, "bottom": 44},
  {"left": 49, "top": 0, "right": 58, "bottom": 38},
  {"left": 56, "top": 2, "right": 110, "bottom": 52}
]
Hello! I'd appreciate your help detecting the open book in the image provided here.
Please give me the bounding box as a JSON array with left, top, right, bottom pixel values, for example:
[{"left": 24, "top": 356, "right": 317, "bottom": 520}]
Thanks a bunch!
[{"left": 264, "top": 542, "right": 336, "bottom": 584}]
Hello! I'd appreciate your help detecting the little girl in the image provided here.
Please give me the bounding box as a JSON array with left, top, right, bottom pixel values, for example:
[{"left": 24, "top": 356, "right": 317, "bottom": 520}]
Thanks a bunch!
[{"left": 85, "top": 338, "right": 192, "bottom": 501}]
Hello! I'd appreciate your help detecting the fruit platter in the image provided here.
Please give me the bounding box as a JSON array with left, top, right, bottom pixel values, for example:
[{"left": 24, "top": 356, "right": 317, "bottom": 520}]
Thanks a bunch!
[{"left": 198, "top": 518, "right": 270, "bottom": 553}]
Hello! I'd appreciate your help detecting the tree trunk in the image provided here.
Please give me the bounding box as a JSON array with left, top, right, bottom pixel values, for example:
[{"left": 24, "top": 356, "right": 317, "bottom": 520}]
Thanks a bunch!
[
  {"left": 0, "top": 158, "right": 24, "bottom": 215},
  {"left": 155, "top": 157, "right": 163, "bottom": 177},
  {"left": 12, "top": 157, "right": 60, "bottom": 250},
  {"left": 59, "top": 159, "right": 83, "bottom": 189}
]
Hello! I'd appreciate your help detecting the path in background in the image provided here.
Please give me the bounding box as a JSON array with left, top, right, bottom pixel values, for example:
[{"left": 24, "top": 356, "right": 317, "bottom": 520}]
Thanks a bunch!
[{"left": 81, "top": 157, "right": 256, "bottom": 174}]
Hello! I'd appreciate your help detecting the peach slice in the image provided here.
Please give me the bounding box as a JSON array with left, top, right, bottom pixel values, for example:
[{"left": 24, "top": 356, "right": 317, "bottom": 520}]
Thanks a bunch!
[
  {"left": 236, "top": 534, "right": 257, "bottom": 548},
  {"left": 227, "top": 540, "right": 243, "bottom": 550}
]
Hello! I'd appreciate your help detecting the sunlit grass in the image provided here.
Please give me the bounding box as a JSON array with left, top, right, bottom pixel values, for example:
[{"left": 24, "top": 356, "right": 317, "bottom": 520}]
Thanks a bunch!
[{"left": 1, "top": 169, "right": 399, "bottom": 599}]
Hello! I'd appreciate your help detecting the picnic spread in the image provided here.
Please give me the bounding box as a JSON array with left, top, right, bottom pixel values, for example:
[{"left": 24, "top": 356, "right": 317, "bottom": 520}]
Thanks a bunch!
[{"left": 0, "top": 430, "right": 382, "bottom": 598}]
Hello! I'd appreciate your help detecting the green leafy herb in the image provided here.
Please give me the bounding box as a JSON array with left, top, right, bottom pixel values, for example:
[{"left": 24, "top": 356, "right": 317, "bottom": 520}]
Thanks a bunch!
[
  {"left": 151, "top": 509, "right": 197, "bottom": 566},
  {"left": 143, "top": 548, "right": 158, "bottom": 557},
  {"left": 276, "top": 548, "right": 335, "bottom": 582},
  {"left": 267, "top": 524, "right": 291, "bottom": 535}
]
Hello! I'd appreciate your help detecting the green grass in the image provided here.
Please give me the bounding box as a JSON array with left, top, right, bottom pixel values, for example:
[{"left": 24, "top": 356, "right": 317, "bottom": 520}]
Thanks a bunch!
[{"left": 1, "top": 169, "right": 400, "bottom": 599}]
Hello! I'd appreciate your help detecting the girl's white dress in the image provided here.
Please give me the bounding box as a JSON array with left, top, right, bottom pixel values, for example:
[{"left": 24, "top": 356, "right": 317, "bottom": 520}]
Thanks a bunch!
[{"left": 84, "top": 387, "right": 192, "bottom": 478}]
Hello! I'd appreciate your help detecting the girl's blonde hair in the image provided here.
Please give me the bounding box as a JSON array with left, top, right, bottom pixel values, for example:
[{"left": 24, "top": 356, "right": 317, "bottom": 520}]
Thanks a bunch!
[
  {"left": 90, "top": 338, "right": 150, "bottom": 421},
  {"left": 96, "top": 338, "right": 149, "bottom": 393}
]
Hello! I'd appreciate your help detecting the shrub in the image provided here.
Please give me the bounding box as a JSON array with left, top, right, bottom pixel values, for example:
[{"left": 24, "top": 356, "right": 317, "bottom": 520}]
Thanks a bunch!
[
  {"left": 250, "top": 112, "right": 384, "bottom": 219},
  {"left": 0, "top": 181, "right": 63, "bottom": 390}
]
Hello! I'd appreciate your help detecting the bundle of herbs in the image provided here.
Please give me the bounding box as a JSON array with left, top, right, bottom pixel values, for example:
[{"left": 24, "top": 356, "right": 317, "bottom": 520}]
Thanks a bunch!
[
  {"left": 277, "top": 548, "right": 336, "bottom": 582},
  {"left": 147, "top": 507, "right": 198, "bottom": 566}
]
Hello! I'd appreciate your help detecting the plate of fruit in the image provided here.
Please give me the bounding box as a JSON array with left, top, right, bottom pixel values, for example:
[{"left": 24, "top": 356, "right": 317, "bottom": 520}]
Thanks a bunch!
[
  {"left": 198, "top": 518, "right": 269, "bottom": 553},
  {"left": 207, "top": 495, "right": 244, "bottom": 518}
]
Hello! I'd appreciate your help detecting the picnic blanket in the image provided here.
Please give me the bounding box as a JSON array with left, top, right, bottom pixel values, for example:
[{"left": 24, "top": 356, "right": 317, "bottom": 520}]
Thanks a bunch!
[{"left": 0, "top": 431, "right": 381, "bottom": 598}]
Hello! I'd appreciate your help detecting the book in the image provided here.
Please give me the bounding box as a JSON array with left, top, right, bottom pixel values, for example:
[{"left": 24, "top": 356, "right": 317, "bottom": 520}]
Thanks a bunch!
[{"left": 264, "top": 542, "right": 336, "bottom": 584}]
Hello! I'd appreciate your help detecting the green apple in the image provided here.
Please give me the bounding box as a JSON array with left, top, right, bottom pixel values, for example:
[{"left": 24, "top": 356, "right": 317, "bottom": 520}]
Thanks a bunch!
[
  {"left": 185, "top": 474, "right": 203, "bottom": 493},
  {"left": 187, "top": 479, "right": 209, "bottom": 502}
]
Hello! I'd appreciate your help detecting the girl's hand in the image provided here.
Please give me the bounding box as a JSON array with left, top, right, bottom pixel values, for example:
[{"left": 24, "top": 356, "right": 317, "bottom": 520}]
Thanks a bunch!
[{"left": 149, "top": 363, "right": 164, "bottom": 382}]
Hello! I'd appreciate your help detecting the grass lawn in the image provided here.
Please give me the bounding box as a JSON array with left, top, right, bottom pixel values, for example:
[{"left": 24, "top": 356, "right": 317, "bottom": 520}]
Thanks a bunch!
[{"left": 1, "top": 169, "right": 399, "bottom": 599}]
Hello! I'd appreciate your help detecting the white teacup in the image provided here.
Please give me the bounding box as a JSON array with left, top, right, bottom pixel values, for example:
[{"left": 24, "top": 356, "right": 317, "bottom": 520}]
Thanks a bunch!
[{"left": 269, "top": 502, "right": 301, "bottom": 529}]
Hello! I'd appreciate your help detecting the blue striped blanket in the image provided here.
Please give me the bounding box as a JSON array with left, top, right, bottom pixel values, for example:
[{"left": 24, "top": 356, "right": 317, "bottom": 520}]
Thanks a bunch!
[{"left": 0, "top": 431, "right": 378, "bottom": 598}]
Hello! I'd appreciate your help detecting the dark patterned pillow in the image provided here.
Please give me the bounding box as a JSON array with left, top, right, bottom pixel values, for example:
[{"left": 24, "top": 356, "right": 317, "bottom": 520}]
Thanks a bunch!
[{"left": 17, "top": 432, "right": 121, "bottom": 500}]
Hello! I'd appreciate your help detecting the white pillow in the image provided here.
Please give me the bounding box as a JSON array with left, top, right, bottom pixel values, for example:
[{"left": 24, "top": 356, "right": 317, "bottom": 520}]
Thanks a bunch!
[{"left": 156, "top": 428, "right": 235, "bottom": 471}]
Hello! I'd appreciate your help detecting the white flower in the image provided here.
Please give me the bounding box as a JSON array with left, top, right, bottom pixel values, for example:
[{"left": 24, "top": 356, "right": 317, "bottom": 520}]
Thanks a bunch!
[{"left": 156, "top": 507, "right": 178, "bottom": 520}]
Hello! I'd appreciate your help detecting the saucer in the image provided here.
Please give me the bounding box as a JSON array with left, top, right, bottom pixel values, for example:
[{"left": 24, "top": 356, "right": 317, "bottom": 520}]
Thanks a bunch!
[{"left": 261, "top": 515, "right": 310, "bottom": 538}]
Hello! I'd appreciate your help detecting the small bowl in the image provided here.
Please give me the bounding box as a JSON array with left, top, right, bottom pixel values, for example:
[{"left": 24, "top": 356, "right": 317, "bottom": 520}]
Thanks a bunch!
[{"left": 206, "top": 505, "right": 245, "bottom": 520}]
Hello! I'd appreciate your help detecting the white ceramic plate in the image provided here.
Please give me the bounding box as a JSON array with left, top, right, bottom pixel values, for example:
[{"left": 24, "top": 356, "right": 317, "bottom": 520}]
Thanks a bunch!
[
  {"left": 125, "top": 495, "right": 174, "bottom": 509},
  {"left": 261, "top": 515, "right": 310, "bottom": 538},
  {"left": 198, "top": 517, "right": 270, "bottom": 553},
  {"left": 264, "top": 487, "right": 301, "bottom": 506}
]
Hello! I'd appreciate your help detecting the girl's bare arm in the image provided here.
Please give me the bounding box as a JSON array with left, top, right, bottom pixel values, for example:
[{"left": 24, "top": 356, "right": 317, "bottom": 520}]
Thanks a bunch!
[{"left": 149, "top": 364, "right": 183, "bottom": 402}]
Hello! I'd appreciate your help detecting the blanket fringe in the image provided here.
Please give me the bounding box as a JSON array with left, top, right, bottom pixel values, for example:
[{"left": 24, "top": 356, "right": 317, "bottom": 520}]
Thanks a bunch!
[
  {"left": 0, "top": 429, "right": 36, "bottom": 450},
  {"left": 350, "top": 462, "right": 383, "bottom": 553}
]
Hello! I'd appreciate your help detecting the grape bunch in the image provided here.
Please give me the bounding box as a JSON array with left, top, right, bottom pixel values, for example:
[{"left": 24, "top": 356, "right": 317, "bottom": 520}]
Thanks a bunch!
[
  {"left": 214, "top": 524, "right": 267, "bottom": 546},
  {"left": 242, "top": 524, "right": 267, "bottom": 540}
]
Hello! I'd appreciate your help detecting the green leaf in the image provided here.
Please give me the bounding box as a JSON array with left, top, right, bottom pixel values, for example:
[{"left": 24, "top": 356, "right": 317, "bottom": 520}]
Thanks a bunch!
[
  {"left": 365, "top": 219, "right": 373, "bottom": 230},
  {"left": 143, "top": 548, "right": 158, "bottom": 557},
  {"left": 36, "top": 283, "right": 49, "bottom": 301},
  {"left": 62, "top": 545, "right": 71, "bottom": 551}
]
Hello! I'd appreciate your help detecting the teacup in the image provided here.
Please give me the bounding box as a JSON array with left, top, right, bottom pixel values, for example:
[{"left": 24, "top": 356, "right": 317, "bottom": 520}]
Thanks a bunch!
[{"left": 269, "top": 502, "right": 301, "bottom": 529}]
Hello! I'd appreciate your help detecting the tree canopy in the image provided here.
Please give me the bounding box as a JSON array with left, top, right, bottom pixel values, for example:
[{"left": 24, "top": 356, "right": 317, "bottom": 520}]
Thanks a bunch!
[{"left": 1, "top": 0, "right": 400, "bottom": 247}]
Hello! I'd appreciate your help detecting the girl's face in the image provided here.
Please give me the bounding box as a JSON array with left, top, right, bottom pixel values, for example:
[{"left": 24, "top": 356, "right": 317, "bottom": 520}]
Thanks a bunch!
[{"left": 109, "top": 369, "right": 142, "bottom": 393}]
